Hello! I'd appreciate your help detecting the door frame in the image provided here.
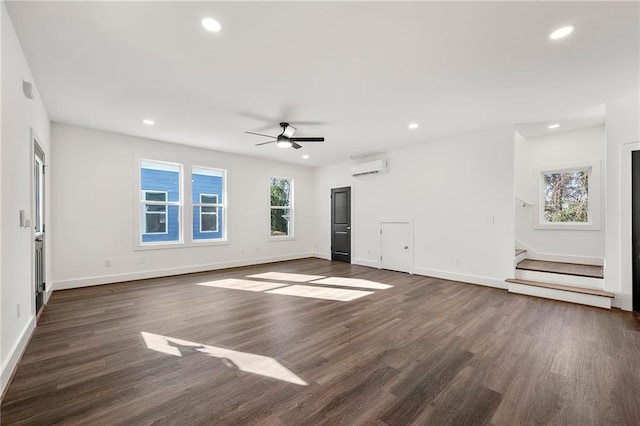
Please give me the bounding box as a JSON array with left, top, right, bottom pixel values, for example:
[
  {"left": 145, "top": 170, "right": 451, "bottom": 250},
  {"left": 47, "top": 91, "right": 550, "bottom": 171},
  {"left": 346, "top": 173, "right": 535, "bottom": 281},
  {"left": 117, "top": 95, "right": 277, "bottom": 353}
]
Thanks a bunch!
[
  {"left": 31, "top": 129, "right": 48, "bottom": 314},
  {"left": 626, "top": 142, "right": 640, "bottom": 311},
  {"left": 379, "top": 217, "right": 414, "bottom": 274},
  {"left": 330, "top": 186, "right": 352, "bottom": 263}
]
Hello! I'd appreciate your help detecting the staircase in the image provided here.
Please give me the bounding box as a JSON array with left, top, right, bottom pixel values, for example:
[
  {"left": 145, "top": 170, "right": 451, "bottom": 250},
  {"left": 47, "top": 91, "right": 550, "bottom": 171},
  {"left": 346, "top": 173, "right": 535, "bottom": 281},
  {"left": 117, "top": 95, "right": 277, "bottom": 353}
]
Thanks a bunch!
[{"left": 506, "top": 253, "right": 614, "bottom": 309}]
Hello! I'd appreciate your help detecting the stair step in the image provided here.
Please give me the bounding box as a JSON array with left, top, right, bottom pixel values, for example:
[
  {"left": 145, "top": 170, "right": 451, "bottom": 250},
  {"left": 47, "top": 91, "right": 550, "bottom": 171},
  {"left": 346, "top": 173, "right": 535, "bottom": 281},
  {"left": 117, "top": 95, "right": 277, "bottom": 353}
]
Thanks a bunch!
[
  {"left": 515, "top": 249, "right": 526, "bottom": 256},
  {"left": 516, "top": 259, "right": 603, "bottom": 279},
  {"left": 505, "top": 279, "right": 614, "bottom": 298}
]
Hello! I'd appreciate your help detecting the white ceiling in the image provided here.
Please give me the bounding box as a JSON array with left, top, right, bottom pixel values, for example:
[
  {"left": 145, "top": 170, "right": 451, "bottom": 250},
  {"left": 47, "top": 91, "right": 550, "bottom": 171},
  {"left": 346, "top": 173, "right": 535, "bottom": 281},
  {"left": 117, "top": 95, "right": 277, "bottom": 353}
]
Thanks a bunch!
[{"left": 6, "top": 1, "right": 639, "bottom": 167}]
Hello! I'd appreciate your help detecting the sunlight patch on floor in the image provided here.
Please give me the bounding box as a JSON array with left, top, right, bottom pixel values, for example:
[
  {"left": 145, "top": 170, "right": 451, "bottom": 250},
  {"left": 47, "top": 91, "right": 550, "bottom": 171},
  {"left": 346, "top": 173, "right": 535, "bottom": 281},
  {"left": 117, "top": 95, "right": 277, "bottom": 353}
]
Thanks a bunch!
[
  {"left": 197, "top": 278, "right": 287, "bottom": 292},
  {"left": 141, "top": 331, "right": 307, "bottom": 386},
  {"left": 266, "top": 284, "right": 374, "bottom": 301},
  {"left": 311, "top": 277, "right": 393, "bottom": 290},
  {"left": 246, "top": 272, "right": 326, "bottom": 282}
]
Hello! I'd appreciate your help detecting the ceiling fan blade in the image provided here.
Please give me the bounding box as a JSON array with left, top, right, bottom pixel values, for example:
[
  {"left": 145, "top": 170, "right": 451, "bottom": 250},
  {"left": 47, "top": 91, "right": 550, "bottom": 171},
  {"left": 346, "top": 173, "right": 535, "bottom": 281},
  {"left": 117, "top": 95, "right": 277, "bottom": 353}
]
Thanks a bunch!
[
  {"left": 291, "top": 142, "right": 303, "bottom": 149},
  {"left": 291, "top": 137, "right": 325, "bottom": 142},
  {"left": 255, "top": 140, "right": 277, "bottom": 146},
  {"left": 238, "top": 111, "right": 277, "bottom": 123},
  {"left": 291, "top": 121, "right": 326, "bottom": 126},
  {"left": 245, "top": 131, "right": 276, "bottom": 138}
]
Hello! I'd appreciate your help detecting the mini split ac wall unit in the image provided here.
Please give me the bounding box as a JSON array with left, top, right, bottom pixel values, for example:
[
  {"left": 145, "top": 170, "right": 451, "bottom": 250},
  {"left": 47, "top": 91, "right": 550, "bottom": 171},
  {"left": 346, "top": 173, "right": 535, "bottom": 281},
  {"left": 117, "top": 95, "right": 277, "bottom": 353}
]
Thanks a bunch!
[{"left": 350, "top": 159, "right": 388, "bottom": 177}]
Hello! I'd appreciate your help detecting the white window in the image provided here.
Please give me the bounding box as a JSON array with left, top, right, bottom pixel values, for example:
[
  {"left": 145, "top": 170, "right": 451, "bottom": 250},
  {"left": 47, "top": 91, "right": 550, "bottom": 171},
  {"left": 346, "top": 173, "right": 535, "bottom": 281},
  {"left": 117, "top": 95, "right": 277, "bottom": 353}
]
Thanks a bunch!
[
  {"left": 270, "top": 177, "right": 293, "bottom": 237},
  {"left": 199, "top": 194, "right": 218, "bottom": 233},
  {"left": 140, "top": 160, "right": 182, "bottom": 244},
  {"left": 192, "top": 166, "right": 226, "bottom": 241},
  {"left": 142, "top": 191, "right": 168, "bottom": 234},
  {"left": 535, "top": 164, "right": 601, "bottom": 230}
]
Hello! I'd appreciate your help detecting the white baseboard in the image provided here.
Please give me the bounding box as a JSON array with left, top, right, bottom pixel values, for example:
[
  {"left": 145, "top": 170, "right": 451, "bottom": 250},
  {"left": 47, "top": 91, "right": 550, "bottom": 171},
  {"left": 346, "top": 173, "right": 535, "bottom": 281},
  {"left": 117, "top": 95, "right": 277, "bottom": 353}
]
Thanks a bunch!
[
  {"left": 413, "top": 267, "right": 508, "bottom": 290},
  {"left": 313, "top": 253, "right": 331, "bottom": 261},
  {"left": 515, "top": 240, "right": 604, "bottom": 266},
  {"left": 52, "top": 252, "right": 315, "bottom": 291},
  {"left": 353, "top": 258, "right": 379, "bottom": 268},
  {"left": 1, "top": 315, "right": 36, "bottom": 397}
]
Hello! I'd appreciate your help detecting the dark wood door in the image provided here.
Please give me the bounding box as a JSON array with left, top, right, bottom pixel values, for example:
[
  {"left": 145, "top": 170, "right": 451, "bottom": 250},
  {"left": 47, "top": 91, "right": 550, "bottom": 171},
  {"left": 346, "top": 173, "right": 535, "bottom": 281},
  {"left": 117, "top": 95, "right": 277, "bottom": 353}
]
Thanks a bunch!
[
  {"left": 632, "top": 151, "right": 640, "bottom": 311},
  {"left": 331, "top": 187, "right": 351, "bottom": 263}
]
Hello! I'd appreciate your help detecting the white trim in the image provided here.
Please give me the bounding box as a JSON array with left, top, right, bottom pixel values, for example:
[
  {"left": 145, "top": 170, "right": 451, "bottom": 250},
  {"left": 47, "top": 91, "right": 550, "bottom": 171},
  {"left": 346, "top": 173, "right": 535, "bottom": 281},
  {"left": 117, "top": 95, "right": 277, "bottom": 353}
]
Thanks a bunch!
[
  {"left": 514, "top": 269, "right": 604, "bottom": 289},
  {"left": 1, "top": 315, "right": 36, "bottom": 396},
  {"left": 533, "top": 162, "right": 602, "bottom": 230},
  {"left": 413, "top": 267, "right": 508, "bottom": 289},
  {"left": 51, "top": 252, "right": 315, "bottom": 290},
  {"left": 353, "top": 258, "right": 379, "bottom": 268}
]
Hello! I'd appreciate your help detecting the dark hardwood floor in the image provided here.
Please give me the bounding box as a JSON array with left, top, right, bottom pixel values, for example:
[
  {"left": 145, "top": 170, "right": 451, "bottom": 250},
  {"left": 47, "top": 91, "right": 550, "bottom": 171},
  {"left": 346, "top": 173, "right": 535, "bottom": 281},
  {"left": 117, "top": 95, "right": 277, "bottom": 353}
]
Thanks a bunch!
[{"left": 2, "top": 258, "right": 639, "bottom": 425}]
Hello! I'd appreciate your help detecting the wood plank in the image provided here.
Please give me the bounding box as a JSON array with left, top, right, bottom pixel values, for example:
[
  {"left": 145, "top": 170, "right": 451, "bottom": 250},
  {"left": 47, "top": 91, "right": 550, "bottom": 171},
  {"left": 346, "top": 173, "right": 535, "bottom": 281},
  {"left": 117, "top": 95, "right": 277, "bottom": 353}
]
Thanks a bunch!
[
  {"left": 506, "top": 278, "right": 614, "bottom": 298},
  {"left": 2, "top": 258, "right": 639, "bottom": 425}
]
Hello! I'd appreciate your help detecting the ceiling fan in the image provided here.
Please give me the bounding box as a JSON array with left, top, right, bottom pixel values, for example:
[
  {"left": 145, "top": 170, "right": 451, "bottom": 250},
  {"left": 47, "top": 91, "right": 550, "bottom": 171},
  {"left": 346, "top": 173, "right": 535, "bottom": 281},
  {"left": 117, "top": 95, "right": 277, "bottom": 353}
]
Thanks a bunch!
[{"left": 246, "top": 122, "right": 325, "bottom": 149}]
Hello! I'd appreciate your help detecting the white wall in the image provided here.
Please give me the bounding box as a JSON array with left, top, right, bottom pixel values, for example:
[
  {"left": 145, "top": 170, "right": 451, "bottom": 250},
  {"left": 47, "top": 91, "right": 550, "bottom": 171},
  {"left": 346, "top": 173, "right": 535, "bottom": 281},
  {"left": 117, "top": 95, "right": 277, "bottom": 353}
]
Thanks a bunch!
[
  {"left": 1, "top": 3, "right": 51, "bottom": 393},
  {"left": 314, "top": 126, "right": 515, "bottom": 288},
  {"left": 50, "top": 123, "right": 314, "bottom": 289},
  {"left": 605, "top": 94, "right": 640, "bottom": 310},
  {"left": 514, "top": 125, "right": 605, "bottom": 261}
]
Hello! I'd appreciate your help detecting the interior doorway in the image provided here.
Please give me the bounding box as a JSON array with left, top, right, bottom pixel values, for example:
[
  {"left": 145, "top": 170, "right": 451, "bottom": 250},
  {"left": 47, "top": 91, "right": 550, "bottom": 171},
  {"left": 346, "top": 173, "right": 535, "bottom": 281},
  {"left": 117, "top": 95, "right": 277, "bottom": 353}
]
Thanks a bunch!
[
  {"left": 331, "top": 187, "right": 351, "bottom": 263},
  {"left": 33, "top": 138, "right": 46, "bottom": 314}
]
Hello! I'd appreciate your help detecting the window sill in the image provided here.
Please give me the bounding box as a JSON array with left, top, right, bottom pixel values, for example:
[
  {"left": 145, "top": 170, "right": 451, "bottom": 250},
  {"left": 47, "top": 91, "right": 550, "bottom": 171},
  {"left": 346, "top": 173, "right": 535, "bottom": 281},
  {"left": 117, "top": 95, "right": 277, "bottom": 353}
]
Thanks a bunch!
[
  {"left": 134, "top": 239, "right": 230, "bottom": 251},
  {"left": 534, "top": 223, "right": 600, "bottom": 231},
  {"left": 268, "top": 236, "right": 296, "bottom": 242}
]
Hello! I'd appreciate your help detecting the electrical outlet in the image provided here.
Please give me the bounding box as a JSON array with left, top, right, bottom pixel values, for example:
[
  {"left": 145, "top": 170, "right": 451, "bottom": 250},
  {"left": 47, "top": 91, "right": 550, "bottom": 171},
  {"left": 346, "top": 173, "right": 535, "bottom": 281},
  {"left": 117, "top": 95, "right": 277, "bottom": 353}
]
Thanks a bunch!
[
  {"left": 485, "top": 216, "right": 495, "bottom": 225},
  {"left": 454, "top": 257, "right": 461, "bottom": 266},
  {"left": 17, "top": 302, "right": 20, "bottom": 319},
  {"left": 105, "top": 259, "right": 112, "bottom": 267}
]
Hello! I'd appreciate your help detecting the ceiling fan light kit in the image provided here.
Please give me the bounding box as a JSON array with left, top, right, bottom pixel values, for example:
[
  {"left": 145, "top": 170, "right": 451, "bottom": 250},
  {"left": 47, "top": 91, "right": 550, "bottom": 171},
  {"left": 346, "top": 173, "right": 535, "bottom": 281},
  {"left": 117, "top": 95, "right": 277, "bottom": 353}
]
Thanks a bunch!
[{"left": 245, "top": 122, "right": 325, "bottom": 150}]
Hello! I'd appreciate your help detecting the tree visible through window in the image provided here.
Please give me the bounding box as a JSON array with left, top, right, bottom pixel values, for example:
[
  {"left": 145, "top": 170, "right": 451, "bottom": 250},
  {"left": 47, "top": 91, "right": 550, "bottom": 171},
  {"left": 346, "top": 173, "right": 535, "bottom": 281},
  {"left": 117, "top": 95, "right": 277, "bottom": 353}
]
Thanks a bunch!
[
  {"left": 543, "top": 169, "right": 589, "bottom": 223},
  {"left": 270, "top": 177, "right": 293, "bottom": 237}
]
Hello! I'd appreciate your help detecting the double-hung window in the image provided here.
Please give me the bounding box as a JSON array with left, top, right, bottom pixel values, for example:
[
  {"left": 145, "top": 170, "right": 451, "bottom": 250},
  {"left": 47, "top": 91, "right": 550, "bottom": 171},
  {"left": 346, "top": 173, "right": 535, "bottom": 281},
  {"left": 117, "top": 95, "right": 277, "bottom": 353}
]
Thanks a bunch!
[
  {"left": 192, "top": 166, "right": 225, "bottom": 241},
  {"left": 140, "top": 160, "right": 182, "bottom": 244},
  {"left": 270, "top": 177, "right": 293, "bottom": 237}
]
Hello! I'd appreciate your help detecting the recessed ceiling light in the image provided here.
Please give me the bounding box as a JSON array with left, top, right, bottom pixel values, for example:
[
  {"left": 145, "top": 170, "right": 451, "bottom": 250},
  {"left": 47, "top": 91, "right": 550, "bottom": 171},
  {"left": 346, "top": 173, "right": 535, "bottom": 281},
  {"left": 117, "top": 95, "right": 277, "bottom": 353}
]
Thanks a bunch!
[
  {"left": 202, "top": 17, "right": 222, "bottom": 33},
  {"left": 142, "top": 119, "right": 155, "bottom": 126},
  {"left": 549, "top": 25, "right": 575, "bottom": 40},
  {"left": 302, "top": 154, "right": 310, "bottom": 159},
  {"left": 408, "top": 123, "right": 419, "bottom": 129},
  {"left": 548, "top": 123, "right": 560, "bottom": 129}
]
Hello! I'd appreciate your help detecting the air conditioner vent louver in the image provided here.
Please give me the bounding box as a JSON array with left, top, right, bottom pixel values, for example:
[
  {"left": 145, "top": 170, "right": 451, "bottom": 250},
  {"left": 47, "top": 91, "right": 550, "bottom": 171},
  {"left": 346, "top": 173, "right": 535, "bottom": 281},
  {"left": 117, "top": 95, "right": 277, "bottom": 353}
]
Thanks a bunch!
[{"left": 350, "top": 159, "right": 388, "bottom": 177}]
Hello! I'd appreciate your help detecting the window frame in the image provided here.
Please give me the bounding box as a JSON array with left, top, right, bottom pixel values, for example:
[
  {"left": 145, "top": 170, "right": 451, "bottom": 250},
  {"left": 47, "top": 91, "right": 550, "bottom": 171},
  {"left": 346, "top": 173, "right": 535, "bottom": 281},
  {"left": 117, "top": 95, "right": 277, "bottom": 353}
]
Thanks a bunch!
[
  {"left": 269, "top": 176, "right": 294, "bottom": 240},
  {"left": 142, "top": 190, "right": 169, "bottom": 235},
  {"left": 534, "top": 163, "right": 601, "bottom": 231},
  {"left": 134, "top": 158, "right": 230, "bottom": 250},
  {"left": 198, "top": 193, "right": 219, "bottom": 233}
]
